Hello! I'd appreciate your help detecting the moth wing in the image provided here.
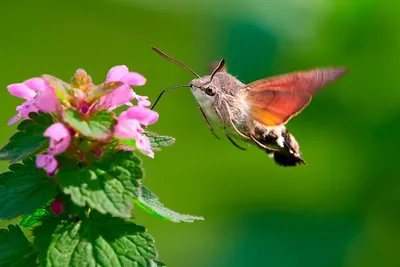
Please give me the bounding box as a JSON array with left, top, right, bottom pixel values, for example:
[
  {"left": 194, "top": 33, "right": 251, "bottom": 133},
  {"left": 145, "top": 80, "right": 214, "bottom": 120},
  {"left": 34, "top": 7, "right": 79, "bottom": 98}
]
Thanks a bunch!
[{"left": 246, "top": 68, "right": 348, "bottom": 126}]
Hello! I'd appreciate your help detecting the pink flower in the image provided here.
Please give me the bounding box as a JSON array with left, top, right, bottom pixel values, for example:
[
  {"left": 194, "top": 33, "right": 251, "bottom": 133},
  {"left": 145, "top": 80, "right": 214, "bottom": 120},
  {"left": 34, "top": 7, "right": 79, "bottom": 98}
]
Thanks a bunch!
[
  {"left": 134, "top": 93, "right": 151, "bottom": 107},
  {"left": 7, "top": 78, "right": 58, "bottom": 125},
  {"left": 100, "top": 85, "right": 135, "bottom": 111},
  {"left": 106, "top": 65, "right": 146, "bottom": 86},
  {"left": 114, "top": 106, "right": 158, "bottom": 158},
  {"left": 8, "top": 66, "right": 161, "bottom": 175},
  {"left": 35, "top": 86, "right": 58, "bottom": 113},
  {"left": 36, "top": 123, "right": 71, "bottom": 175},
  {"left": 8, "top": 102, "right": 39, "bottom": 125},
  {"left": 114, "top": 116, "right": 143, "bottom": 140},
  {"left": 24, "top": 77, "right": 50, "bottom": 91},
  {"left": 125, "top": 106, "right": 159, "bottom": 126},
  {"left": 8, "top": 82, "right": 37, "bottom": 99},
  {"left": 99, "top": 65, "right": 147, "bottom": 110},
  {"left": 36, "top": 153, "right": 58, "bottom": 175},
  {"left": 136, "top": 135, "right": 154, "bottom": 158},
  {"left": 44, "top": 123, "right": 71, "bottom": 155}
]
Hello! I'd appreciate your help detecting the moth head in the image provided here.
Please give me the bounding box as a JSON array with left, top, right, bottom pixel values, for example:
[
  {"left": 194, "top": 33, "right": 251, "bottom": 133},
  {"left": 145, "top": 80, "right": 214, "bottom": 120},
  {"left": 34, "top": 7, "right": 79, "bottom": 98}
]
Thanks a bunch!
[
  {"left": 189, "top": 58, "right": 226, "bottom": 100},
  {"left": 189, "top": 77, "right": 218, "bottom": 98},
  {"left": 150, "top": 47, "right": 225, "bottom": 110}
]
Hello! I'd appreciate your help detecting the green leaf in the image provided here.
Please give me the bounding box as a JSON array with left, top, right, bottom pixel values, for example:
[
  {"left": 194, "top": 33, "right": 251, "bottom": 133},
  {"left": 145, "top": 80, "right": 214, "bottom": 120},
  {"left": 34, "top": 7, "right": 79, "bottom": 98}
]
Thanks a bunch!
[
  {"left": 0, "top": 112, "right": 53, "bottom": 163},
  {"left": 57, "top": 150, "right": 143, "bottom": 218},
  {"left": 135, "top": 186, "right": 204, "bottom": 223},
  {"left": 34, "top": 216, "right": 159, "bottom": 267},
  {"left": 144, "top": 131, "right": 175, "bottom": 151},
  {"left": 63, "top": 109, "right": 116, "bottom": 140},
  {"left": 152, "top": 260, "right": 167, "bottom": 267},
  {"left": 20, "top": 208, "right": 51, "bottom": 227},
  {"left": 113, "top": 132, "right": 175, "bottom": 152},
  {"left": 0, "top": 158, "right": 57, "bottom": 220},
  {"left": 0, "top": 224, "right": 38, "bottom": 267},
  {"left": 115, "top": 137, "right": 136, "bottom": 149}
]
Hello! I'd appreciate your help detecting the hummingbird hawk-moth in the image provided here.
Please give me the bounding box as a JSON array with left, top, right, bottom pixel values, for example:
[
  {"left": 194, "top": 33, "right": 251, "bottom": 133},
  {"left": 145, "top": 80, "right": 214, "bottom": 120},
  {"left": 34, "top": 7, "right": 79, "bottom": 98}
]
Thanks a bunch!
[{"left": 150, "top": 47, "right": 348, "bottom": 167}]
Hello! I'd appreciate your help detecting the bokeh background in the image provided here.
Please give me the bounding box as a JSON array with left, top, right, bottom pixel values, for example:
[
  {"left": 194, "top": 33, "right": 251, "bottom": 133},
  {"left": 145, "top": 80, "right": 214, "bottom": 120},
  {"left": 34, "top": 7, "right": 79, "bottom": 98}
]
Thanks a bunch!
[{"left": 0, "top": 0, "right": 399, "bottom": 266}]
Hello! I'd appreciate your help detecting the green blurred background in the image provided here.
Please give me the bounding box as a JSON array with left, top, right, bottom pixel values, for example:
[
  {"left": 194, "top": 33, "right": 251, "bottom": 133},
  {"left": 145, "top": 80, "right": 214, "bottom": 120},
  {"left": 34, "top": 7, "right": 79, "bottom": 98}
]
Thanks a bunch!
[{"left": 1, "top": 0, "right": 399, "bottom": 266}]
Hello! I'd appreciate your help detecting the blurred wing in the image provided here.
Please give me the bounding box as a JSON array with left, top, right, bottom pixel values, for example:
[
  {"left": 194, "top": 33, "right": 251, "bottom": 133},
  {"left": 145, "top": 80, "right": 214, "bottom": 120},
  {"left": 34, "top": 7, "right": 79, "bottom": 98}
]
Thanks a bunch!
[{"left": 246, "top": 68, "right": 348, "bottom": 126}]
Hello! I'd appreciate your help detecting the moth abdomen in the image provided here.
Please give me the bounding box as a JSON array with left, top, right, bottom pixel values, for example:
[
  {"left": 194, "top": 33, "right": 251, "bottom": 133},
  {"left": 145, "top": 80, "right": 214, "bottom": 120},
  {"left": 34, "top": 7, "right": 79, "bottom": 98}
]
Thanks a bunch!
[
  {"left": 254, "top": 126, "right": 306, "bottom": 167},
  {"left": 269, "top": 150, "right": 306, "bottom": 167}
]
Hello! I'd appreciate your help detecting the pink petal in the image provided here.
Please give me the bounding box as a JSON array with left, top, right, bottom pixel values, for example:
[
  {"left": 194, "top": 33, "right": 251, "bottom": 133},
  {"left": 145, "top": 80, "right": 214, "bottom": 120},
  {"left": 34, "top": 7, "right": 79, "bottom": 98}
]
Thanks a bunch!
[
  {"left": 122, "top": 72, "right": 146, "bottom": 86},
  {"left": 100, "top": 85, "right": 135, "bottom": 111},
  {"left": 106, "top": 65, "right": 129, "bottom": 83},
  {"left": 134, "top": 94, "right": 151, "bottom": 107},
  {"left": 126, "top": 106, "right": 159, "bottom": 125},
  {"left": 8, "top": 114, "right": 21, "bottom": 125},
  {"left": 45, "top": 159, "right": 58, "bottom": 174},
  {"left": 136, "top": 135, "right": 154, "bottom": 158},
  {"left": 44, "top": 123, "right": 71, "bottom": 155},
  {"left": 125, "top": 102, "right": 134, "bottom": 107},
  {"left": 36, "top": 154, "right": 48, "bottom": 168},
  {"left": 16, "top": 101, "right": 39, "bottom": 119},
  {"left": 36, "top": 153, "right": 58, "bottom": 175},
  {"left": 138, "top": 99, "right": 151, "bottom": 107},
  {"left": 118, "top": 111, "right": 128, "bottom": 121},
  {"left": 24, "top": 78, "right": 50, "bottom": 91},
  {"left": 7, "top": 83, "right": 36, "bottom": 99},
  {"left": 114, "top": 118, "right": 143, "bottom": 139},
  {"left": 44, "top": 122, "right": 70, "bottom": 140},
  {"left": 35, "top": 87, "right": 58, "bottom": 113}
]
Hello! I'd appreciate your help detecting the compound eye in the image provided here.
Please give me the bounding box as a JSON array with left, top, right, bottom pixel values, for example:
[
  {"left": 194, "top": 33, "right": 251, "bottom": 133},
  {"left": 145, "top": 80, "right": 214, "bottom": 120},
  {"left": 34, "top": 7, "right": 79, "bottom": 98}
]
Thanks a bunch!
[{"left": 205, "top": 87, "right": 216, "bottom": 96}]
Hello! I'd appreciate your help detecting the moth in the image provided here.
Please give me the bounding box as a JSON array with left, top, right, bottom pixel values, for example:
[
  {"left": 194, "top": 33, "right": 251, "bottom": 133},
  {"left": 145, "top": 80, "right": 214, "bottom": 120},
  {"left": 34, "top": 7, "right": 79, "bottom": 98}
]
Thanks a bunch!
[{"left": 151, "top": 47, "right": 348, "bottom": 166}]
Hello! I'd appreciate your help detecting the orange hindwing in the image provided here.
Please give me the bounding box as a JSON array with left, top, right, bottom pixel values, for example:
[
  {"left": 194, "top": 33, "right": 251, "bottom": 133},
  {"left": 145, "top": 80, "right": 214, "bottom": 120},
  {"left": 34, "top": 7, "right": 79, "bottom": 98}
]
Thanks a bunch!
[{"left": 246, "top": 68, "right": 348, "bottom": 126}]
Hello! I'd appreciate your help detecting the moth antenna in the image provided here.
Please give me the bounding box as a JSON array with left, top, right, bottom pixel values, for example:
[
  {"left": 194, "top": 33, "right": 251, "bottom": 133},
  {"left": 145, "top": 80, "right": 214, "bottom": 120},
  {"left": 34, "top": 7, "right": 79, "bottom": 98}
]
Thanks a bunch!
[
  {"left": 151, "top": 47, "right": 201, "bottom": 78},
  {"left": 209, "top": 59, "right": 225, "bottom": 82},
  {"left": 151, "top": 84, "right": 190, "bottom": 110}
]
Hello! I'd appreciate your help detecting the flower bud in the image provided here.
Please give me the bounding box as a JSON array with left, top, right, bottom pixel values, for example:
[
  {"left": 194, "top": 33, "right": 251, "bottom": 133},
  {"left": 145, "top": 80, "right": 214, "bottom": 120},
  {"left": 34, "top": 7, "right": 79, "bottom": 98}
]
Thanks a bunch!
[{"left": 50, "top": 199, "right": 64, "bottom": 214}]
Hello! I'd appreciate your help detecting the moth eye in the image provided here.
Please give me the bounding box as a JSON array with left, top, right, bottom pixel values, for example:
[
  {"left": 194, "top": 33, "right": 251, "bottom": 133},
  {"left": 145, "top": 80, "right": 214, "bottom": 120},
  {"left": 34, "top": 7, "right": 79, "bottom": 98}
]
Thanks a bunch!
[{"left": 205, "top": 87, "right": 216, "bottom": 96}]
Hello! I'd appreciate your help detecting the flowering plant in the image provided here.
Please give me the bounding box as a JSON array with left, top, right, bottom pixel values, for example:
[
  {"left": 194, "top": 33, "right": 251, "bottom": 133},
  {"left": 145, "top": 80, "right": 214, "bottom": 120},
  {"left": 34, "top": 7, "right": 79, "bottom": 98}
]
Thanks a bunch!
[{"left": 0, "top": 66, "right": 203, "bottom": 266}]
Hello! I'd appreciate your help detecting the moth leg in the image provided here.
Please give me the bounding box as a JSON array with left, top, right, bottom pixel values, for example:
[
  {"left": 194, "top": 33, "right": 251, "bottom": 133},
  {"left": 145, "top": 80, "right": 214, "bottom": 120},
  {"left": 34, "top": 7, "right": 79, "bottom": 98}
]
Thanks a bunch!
[
  {"left": 228, "top": 118, "right": 251, "bottom": 140},
  {"left": 249, "top": 134, "right": 278, "bottom": 154},
  {"left": 214, "top": 97, "right": 250, "bottom": 150},
  {"left": 226, "top": 134, "right": 247, "bottom": 150},
  {"left": 215, "top": 99, "right": 277, "bottom": 154},
  {"left": 199, "top": 106, "right": 220, "bottom": 140},
  {"left": 215, "top": 99, "right": 251, "bottom": 140}
]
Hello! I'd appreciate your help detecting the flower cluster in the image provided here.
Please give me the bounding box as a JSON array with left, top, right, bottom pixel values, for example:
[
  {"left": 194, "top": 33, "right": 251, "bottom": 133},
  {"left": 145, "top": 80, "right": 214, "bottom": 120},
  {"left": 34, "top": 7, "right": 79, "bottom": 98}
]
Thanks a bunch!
[{"left": 7, "top": 66, "right": 159, "bottom": 175}]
